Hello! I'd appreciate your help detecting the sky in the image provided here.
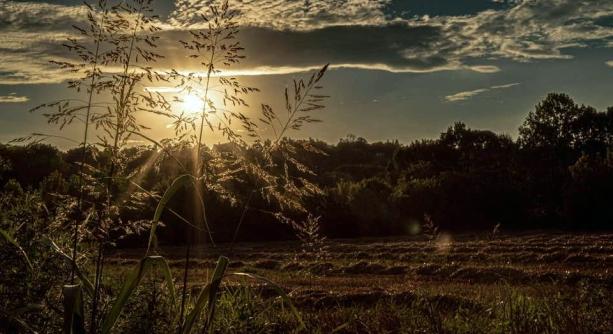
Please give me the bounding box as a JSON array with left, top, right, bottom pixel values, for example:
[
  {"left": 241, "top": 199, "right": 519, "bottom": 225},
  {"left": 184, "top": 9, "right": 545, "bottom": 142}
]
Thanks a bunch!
[{"left": 0, "top": 0, "right": 612, "bottom": 147}]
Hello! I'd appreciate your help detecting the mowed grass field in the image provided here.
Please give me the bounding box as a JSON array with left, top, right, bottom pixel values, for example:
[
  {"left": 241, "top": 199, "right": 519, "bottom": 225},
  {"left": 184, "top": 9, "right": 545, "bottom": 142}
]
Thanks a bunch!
[{"left": 108, "top": 233, "right": 613, "bottom": 333}]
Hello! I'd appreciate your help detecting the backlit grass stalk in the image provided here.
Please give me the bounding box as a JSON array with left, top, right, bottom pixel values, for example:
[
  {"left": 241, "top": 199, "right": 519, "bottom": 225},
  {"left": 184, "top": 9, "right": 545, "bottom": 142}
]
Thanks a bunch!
[
  {"left": 71, "top": 0, "right": 110, "bottom": 286},
  {"left": 88, "top": 0, "right": 168, "bottom": 331},
  {"left": 175, "top": 0, "right": 250, "bottom": 323},
  {"left": 24, "top": 0, "right": 116, "bottom": 284},
  {"left": 126, "top": 0, "right": 328, "bottom": 330},
  {"left": 170, "top": 5, "right": 330, "bottom": 322},
  {"left": 172, "top": 4, "right": 331, "bottom": 315},
  {"left": 91, "top": 6, "right": 139, "bottom": 332},
  {"left": 228, "top": 64, "right": 330, "bottom": 248}
]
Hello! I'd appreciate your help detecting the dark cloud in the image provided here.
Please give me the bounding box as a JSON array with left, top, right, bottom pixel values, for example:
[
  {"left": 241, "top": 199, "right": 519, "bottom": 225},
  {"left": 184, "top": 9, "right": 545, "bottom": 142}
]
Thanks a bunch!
[
  {"left": 153, "top": 23, "right": 498, "bottom": 74},
  {"left": 234, "top": 24, "right": 448, "bottom": 70}
]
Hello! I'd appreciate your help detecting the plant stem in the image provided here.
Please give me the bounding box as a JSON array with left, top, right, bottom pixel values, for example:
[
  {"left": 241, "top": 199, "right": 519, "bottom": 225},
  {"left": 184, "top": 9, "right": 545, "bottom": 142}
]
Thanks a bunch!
[
  {"left": 90, "top": 3, "right": 144, "bottom": 332},
  {"left": 70, "top": 5, "right": 106, "bottom": 285},
  {"left": 229, "top": 189, "right": 256, "bottom": 254},
  {"left": 195, "top": 38, "right": 216, "bottom": 176},
  {"left": 179, "top": 33, "right": 219, "bottom": 327},
  {"left": 89, "top": 243, "right": 104, "bottom": 333},
  {"left": 147, "top": 269, "right": 157, "bottom": 333},
  {"left": 179, "top": 240, "right": 191, "bottom": 326},
  {"left": 273, "top": 82, "right": 316, "bottom": 148}
]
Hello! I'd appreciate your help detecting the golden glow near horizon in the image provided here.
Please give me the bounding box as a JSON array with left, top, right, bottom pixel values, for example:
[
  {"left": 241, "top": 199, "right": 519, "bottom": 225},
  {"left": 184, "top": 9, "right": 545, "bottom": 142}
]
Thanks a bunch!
[
  {"left": 182, "top": 93, "right": 205, "bottom": 114},
  {"left": 145, "top": 87, "right": 210, "bottom": 114}
]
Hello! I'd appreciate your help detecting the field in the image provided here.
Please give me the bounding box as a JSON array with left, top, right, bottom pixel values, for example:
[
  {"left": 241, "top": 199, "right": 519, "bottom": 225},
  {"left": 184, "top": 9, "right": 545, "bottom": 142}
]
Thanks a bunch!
[{"left": 107, "top": 233, "right": 613, "bottom": 333}]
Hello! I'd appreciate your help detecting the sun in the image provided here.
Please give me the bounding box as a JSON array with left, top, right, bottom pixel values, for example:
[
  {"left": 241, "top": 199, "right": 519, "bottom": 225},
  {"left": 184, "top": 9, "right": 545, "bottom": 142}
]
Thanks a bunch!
[{"left": 182, "top": 93, "right": 204, "bottom": 113}]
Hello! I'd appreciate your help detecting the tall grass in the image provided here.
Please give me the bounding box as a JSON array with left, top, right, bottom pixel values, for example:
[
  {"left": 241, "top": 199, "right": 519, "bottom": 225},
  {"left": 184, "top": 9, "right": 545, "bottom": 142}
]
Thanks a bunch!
[
  {"left": 4, "top": 0, "right": 330, "bottom": 333},
  {"left": 21, "top": 0, "right": 117, "bottom": 286},
  {"left": 172, "top": 1, "right": 252, "bottom": 318},
  {"left": 79, "top": 0, "right": 173, "bottom": 330},
  {"left": 139, "top": 0, "right": 330, "bottom": 329}
]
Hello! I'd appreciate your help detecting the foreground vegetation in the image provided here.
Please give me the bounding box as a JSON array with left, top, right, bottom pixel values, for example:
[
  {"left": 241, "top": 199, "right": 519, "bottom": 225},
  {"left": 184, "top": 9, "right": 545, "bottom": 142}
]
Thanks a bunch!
[
  {"left": 98, "top": 233, "right": 613, "bottom": 333},
  {"left": 4, "top": 196, "right": 612, "bottom": 334},
  {"left": 3, "top": 0, "right": 329, "bottom": 332}
]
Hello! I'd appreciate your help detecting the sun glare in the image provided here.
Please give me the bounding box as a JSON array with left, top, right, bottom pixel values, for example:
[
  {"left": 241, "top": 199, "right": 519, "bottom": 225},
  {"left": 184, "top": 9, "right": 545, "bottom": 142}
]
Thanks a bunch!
[{"left": 182, "top": 93, "right": 204, "bottom": 113}]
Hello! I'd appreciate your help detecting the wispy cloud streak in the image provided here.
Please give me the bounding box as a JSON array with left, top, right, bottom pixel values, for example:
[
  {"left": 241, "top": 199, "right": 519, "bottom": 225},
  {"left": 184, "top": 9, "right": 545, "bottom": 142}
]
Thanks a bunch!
[
  {"left": 445, "top": 83, "right": 520, "bottom": 102},
  {"left": 0, "top": 93, "right": 29, "bottom": 103}
]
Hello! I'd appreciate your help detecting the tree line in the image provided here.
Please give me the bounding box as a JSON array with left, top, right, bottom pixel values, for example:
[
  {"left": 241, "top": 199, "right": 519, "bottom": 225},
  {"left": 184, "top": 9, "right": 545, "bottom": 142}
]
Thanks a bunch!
[{"left": 2, "top": 93, "right": 612, "bottom": 243}]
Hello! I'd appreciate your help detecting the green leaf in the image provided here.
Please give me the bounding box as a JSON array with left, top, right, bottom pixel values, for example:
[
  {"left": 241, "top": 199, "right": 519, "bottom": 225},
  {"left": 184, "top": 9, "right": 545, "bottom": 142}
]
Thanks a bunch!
[
  {"left": 63, "top": 284, "right": 86, "bottom": 334},
  {"left": 48, "top": 239, "right": 95, "bottom": 296},
  {"left": 100, "top": 256, "right": 177, "bottom": 334},
  {"left": 149, "top": 174, "right": 195, "bottom": 253},
  {"left": 181, "top": 256, "right": 229, "bottom": 334},
  {"left": 0, "top": 228, "right": 33, "bottom": 271},
  {"left": 229, "top": 272, "right": 305, "bottom": 331}
]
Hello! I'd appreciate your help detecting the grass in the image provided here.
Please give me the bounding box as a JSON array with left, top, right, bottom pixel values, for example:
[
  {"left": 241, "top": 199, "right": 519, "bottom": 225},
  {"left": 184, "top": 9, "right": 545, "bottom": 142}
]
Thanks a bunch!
[
  {"left": 96, "top": 232, "right": 613, "bottom": 333},
  {"left": 4, "top": 0, "right": 330, "bottom": 332}
]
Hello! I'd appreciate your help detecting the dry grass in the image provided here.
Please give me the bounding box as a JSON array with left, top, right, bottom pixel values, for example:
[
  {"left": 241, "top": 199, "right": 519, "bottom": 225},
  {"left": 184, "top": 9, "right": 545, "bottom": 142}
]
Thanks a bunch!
[{"left": 102, "top": 233, "right": 613, "bottom": 332}]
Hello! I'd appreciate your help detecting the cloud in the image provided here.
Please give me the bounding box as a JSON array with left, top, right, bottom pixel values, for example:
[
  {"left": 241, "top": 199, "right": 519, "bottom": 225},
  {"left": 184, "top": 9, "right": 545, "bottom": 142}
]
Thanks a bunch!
[
  {"left": 0, "top": 93, "right": 29, "bottom": 103},
  {"left": 445, "top": 82, "right": 519, "bottom": 102},
  {"left": 445, "top": 88, "right": 490, "bottom": 102},
  {"left": 209, "top": 24, "right": 458, "bottom": 73},
  {"left": 0, "top": 1, "right": 164, "bottom": 84},
  {"left": 168, "top": 0, "right": 390, "bottom": 31},
  {"left": 1, "top": 0, "right": 612, "bottom": 84},
  {"left": 491, "top": 83, "right": 520, "bottom": 89},
  {"left": 0, "top": 1, "right": 86, "bottom": 32},
  {"left": 0, "top": 1, "right": 88, "bottom": 84},
  {"left": 466, "top": 65, "right": 501, "bottom": 73},
  {"left": 151, "top": 23, "right": 500, "bottom": 75},
  {"left": 167, "top": 0, "right": 613, "bottom": 62}
]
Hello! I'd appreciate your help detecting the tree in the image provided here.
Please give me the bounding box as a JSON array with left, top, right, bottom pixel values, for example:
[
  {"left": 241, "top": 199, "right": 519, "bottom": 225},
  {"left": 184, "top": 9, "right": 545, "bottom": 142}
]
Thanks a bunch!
[
  {"left": 570, "top": 106, "right": 613, "bottom": 155},
  {"left": 565, "top": 153, "right": 613, "bottom": 229},
  {"left": 518, "top": 93, "right": 613, "bottom": 155},
  {"left": 0, "top": 144, "right": 66, "bottom": 187},
  {"left": 440, "top": 122, "right": 516, "bottom": 171},
  {"left": 518, "top": 93, "right": 582, "bottom": 151}
]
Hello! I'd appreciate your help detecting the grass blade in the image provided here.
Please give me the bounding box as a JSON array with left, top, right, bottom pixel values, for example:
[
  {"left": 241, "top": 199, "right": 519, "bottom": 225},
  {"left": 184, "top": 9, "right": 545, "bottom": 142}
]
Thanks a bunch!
[
  {"left": 156, "top": 256, "right": 178, "bottom": 311},
  {"left": 229, "top": 272, "right": 305, "bottom": 331},
  {"left": 0, "top": 228, "right": 33, "bottom": 271},
  {"left": 48, "top": 239, "right": 95, "bottom": 296},
  {"left": 100, "top": 256, "right": 176, "bottom": 334},
  {"left": 127, "top": 179, "right": 204, "bottom": 232},
  {"left": 181, "top": 256, "right": 229, "bottom": 334},
  {"left": 149, "top": 174, "right": 195, "bottom": 253},
  {"left": 63, "top": 284, "right": 86, "bottom": 334}
]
